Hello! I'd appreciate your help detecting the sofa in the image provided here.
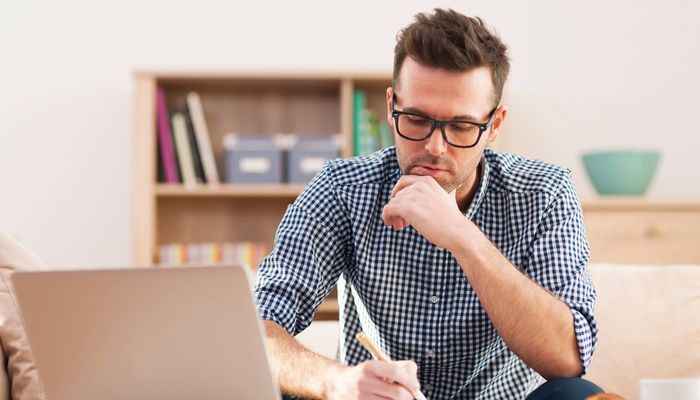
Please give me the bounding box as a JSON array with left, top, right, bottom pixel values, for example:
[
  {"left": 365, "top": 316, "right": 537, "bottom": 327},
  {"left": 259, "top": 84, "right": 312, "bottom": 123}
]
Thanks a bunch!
[
  {"left": 584, "top": 264, "right": 700, "bottom": 399},
  {"left": 1, "top": 231, "right": 698, "bottom": 400},
  {"left": 297, "top": 264, "right": 700, "bottom": 400}
]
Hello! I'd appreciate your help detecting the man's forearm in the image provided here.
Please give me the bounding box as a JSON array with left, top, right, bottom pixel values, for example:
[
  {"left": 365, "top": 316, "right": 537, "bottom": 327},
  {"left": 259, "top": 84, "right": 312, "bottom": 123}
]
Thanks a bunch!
[
  {"left": 449, "top": 221, "right": 584, "bottom": 379},
  {"left": 262, "top": 320, "right": 344, "bottom": 399}
]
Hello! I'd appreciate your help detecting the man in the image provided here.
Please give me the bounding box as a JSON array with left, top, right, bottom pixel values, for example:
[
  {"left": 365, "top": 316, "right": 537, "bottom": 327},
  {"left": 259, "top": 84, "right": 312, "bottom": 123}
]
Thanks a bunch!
[{"left": 255, "top": 9, "right": 600, "bottom": 400}]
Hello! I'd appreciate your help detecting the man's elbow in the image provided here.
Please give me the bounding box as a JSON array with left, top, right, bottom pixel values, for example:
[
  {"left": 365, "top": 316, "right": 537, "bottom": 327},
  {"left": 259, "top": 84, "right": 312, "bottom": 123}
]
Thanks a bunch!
[
  {"left": 560, "top": 355, "right": 585, "bottom": 378},
  {"left": 541, "top": 355, "right": 584, "bottom": 380}
]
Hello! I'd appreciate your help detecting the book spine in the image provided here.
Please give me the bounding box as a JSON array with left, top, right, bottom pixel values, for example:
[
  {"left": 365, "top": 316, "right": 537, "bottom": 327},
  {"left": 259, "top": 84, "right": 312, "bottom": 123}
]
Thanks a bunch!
[
  {"left": 379, "top": 121, "right": 393, "bottom": 149},
  {"left": 187, "top": 92, "right": 220, "bottom": 185},
  {"left": 158, "top": 242, "right": 269, "bottom": 269},
  {"left": 171, "top": 112, "right": 197, "bottom": 188},
  {"left": 353, "top": 90, "right": 367, "bottom": 157},
  {"left": 156, "top": 87, "right": 180, "bottom": 183},
  {"left": 362, "top": 110, "right": 379, "bottom": 155},
  {"left": 184, "top": 106, "right": 206, "bottom": 183}
]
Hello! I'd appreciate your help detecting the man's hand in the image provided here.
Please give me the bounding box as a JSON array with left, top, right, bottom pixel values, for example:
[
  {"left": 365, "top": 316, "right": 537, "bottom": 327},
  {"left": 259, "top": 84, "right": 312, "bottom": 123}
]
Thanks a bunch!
[
  {"left": 325, "top": 360, "right": 420, "bottom": 400},
  {"left": 382, "top": 175, "right": 468, "bottom": 250}
]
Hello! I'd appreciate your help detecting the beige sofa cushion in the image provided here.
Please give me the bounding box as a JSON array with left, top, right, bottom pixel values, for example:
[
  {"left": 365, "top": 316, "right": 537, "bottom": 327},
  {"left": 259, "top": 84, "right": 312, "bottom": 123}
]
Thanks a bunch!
[
  {"left": 585, "top": 264, "right": 700, "bottom": 400},
  {"left": 0, "top": 233, "right": 47, "bottom": 400},
  {"left": 0, "top": 345, "right": 9, "bottom": 400}
]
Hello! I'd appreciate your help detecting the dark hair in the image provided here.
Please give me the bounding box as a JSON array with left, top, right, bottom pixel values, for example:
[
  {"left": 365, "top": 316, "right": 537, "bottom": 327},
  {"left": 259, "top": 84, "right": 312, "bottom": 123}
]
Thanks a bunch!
[{"left": 393, "top": 9, "right": 510, "bottom": 107}]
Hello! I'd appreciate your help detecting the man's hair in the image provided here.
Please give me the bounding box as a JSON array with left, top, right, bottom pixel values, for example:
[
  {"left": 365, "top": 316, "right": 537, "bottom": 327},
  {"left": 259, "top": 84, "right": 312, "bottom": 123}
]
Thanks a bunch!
[{"left": 393, "top": 9, "right": 510, "bottom": 107}]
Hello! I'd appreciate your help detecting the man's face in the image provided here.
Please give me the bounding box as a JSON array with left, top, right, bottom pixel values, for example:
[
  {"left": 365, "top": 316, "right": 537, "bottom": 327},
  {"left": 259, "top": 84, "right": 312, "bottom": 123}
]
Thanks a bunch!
[{"left": 387, "top": 57, "right": 505, "bottom": 201}]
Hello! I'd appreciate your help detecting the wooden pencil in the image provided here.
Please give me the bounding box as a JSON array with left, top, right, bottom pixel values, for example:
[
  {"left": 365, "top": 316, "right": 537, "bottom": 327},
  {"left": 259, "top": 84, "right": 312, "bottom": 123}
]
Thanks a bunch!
[{"left": 356, "top": 331, "right": 428, "bottom": 400}]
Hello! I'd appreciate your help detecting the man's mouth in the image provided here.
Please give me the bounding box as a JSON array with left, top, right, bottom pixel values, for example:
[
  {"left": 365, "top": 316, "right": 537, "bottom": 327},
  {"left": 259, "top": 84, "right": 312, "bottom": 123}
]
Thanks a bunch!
[{"left": 412, "top": 165, "right": 448, "bottom": 176}]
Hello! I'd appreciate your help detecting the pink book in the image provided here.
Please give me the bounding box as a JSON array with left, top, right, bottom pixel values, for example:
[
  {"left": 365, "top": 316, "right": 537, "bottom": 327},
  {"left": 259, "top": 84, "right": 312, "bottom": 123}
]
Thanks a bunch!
[{"left": 156, "top": 86, "right": 180, "bottom": 183}]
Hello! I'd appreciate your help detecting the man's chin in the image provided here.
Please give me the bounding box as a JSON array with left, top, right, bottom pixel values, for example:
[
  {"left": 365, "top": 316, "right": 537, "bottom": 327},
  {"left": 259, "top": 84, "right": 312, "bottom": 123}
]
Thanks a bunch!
[
  {"left": 400, "top": 163, "right": 460, "bottom": 191},
  {"left": 430, "top": 175, "right": 463, "bottom": 193},
  {"left": 410, "top": 172, "right": 457, "bottom": 192}
]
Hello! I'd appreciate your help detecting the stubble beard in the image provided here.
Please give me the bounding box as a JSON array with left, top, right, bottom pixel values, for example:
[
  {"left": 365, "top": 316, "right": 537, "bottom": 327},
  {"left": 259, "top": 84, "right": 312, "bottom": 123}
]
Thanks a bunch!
[{"left": 398, "top": 152, "right": 471, "bottom": 193}]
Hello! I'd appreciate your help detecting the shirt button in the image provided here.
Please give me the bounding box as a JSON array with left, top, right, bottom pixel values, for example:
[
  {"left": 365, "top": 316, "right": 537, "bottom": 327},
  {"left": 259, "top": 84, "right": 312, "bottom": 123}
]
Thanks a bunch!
[
  {"left": 430, "top": 295, "right": 439, "bottom": 304},
  {"left": 424, "top": 383, "right": 433, "bottom": 391},
  {"left": 426, "top": 349, "right": 436, "bottom": 357}
]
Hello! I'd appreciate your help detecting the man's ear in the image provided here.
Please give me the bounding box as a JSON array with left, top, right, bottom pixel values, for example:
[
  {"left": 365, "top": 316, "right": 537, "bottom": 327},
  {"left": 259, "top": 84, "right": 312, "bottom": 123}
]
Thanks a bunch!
[
  {"left": 385, "top": 87, "right": 394, "bottom": 124},
  {"left": 487, "top": 106, "right": 508, "bottom": 143}
]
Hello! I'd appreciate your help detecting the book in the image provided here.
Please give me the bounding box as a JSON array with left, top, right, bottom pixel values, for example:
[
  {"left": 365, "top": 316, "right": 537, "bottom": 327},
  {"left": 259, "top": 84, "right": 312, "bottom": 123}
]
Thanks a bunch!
[
  {"left": 353, "top": 90, "right": 384, "bottom": 156},
  {"left": 353, "top": 90, "right": 367, "bottom": 156},
  {"left": 362, "top": 110, "right": 380, "bottom": 155},
  {"left": 379, "top": 121, "right": 393, "bottom": 149},
  {"left": 156, "top": 136, "right": 165, "bottom": 183},
  {"left": 171, "top": 112, "right": 197, "bottom": 187},
  {"left": 156, "top": 87, "right": 180, "bottom": 183},
  {"left": 186, "top": 92, "right": 220, "bottom": 185},
  {"left": 184, "top": 107, "right": 206, "bottom": 183},
  {"left": 158, "top": 242, "right": 269, "bottom": 274}
]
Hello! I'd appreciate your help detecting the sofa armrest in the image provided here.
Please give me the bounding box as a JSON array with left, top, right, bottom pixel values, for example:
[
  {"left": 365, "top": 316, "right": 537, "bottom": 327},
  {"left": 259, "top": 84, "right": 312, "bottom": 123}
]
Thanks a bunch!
[
  {"left": 0, "top": 233, "right": 47, "bottom": 399},
  {"left": 0, "top": 341, "right": 10, "bottom": 400}
]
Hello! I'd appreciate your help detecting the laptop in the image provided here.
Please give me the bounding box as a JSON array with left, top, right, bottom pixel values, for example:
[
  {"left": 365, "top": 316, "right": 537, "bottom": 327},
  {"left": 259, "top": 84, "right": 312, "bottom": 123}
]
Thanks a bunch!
[{"left": 11, "top": 266, "right": 281, "bottom": 400}]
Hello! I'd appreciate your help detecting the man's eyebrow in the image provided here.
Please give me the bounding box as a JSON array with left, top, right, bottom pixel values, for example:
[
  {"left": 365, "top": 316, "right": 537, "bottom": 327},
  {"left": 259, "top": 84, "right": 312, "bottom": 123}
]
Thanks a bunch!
[{"left": 401, "top": 105, "right": 479, "bottom": 121}]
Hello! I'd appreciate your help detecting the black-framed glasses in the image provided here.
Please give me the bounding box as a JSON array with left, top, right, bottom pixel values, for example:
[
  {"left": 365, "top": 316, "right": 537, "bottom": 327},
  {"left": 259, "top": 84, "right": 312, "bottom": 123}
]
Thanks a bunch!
[{"left": 391, "top": 93, "right": 497, "bottom": 148}]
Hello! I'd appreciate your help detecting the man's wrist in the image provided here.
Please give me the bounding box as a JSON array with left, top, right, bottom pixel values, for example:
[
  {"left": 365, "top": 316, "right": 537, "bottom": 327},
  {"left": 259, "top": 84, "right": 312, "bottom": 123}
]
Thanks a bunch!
[
  {"left": 448, "top": 218, "right": 498, "bottom": 278},
  {"left": 447, "top": 217, "right": 481, "bottom": 254},
  {"left": 321, "top": 363, "right": 347, "bottom": 399}
]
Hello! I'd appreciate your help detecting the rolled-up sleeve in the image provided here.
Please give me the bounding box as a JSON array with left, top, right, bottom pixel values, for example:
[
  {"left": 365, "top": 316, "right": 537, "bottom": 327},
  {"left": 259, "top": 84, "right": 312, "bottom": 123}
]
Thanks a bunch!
[
  {"left": 254, "top": 165, "right": 350, "bottom": 335},
  {"left": 524, "top": 171, "right": 598, "bottom": 372}
]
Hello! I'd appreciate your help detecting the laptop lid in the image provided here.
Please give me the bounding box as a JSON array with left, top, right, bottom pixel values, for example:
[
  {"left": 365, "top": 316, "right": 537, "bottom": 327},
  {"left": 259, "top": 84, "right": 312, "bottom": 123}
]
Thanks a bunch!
[{"left": 11, "top": 266, "right": 281, "bottom": 400}]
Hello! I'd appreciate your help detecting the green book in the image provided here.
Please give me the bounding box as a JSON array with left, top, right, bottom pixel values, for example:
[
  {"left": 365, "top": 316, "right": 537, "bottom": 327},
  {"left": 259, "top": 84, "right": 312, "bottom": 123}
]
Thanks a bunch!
[
  {"left": 379, "top": 121, "right": 393, "bottom": 149},
  {"left": 353, "top": 90, "right": 367, "bottom": 156},
  {"left": 363, "top": 110, "right": 380, "bottom": 155}
]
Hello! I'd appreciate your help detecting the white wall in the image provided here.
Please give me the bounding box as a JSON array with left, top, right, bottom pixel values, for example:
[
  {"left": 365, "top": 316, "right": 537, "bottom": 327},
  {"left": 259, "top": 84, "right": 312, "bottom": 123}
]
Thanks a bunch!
[{"left": 1, "top": 0, "right": 699, "bottom": 267}]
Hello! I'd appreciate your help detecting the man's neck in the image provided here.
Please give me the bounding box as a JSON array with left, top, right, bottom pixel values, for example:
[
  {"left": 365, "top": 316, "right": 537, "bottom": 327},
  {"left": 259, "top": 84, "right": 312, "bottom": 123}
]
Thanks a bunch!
[{"left": 456, "top": 162, "right": 483, "bottom": 214}]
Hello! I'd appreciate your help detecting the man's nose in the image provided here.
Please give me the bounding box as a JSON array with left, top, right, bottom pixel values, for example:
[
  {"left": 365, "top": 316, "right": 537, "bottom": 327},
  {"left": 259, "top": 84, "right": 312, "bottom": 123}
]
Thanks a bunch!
[{"left": 425, "top": 126, "right": 448, "bottom": 156}]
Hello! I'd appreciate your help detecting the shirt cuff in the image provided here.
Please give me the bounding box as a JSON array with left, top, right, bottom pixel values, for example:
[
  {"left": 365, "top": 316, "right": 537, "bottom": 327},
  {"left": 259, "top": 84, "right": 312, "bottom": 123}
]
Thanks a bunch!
[
  {"left": 255, "top": 289, "right": 298, "bottom": 335},
  {"left": 570, "top": 307, "right": 597, "bottom": 373}
]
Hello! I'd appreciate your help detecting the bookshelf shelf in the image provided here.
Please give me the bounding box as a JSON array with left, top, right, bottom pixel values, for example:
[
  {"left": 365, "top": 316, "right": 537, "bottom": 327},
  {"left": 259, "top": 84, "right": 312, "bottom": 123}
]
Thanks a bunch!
[
  {"left": 133, "top": 70, "right": 392, "bottom": 321},
  {"left": 155, "top": 184, "right": 306, "bottom": 198},
  {"left": 316, "top": 297, "right": 339, "bottom": 320}
]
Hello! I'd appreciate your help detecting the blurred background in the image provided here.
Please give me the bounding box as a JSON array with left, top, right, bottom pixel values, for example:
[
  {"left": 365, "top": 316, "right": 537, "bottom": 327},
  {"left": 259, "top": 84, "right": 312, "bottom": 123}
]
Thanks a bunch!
[{"left": 1, "top": 0, "right": 699, "bottom": 268}]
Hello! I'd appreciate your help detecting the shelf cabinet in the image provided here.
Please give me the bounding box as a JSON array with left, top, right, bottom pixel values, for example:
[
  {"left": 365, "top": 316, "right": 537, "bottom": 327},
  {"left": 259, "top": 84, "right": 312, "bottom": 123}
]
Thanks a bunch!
[
  {"left": 132, "top": 71, "right": 391, "bottom": 320},
  {"left": 583, "top": 199, "right": 700, "bottom": 264}
]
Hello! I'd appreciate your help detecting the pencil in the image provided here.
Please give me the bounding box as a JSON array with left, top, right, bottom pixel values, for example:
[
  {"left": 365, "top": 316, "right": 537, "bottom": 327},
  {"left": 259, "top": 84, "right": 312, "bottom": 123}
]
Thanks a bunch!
[{"left": 356, "top": 331, "right": 428, "bottom": 400}]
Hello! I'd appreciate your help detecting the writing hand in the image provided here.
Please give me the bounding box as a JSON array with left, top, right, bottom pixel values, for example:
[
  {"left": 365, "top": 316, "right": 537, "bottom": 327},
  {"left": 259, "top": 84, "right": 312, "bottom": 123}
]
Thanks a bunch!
[{"left": 325, "top": 360, "right": 420, "bottom": 400}]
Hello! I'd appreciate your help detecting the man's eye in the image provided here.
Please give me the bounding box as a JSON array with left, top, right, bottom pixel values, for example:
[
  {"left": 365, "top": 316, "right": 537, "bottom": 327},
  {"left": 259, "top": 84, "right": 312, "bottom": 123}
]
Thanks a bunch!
[
  {"left": 450, "top": 122, "right": 476, "bottom": 133},
  {"left": 407, "top": 115, "right": 430, "bottom": 125}
]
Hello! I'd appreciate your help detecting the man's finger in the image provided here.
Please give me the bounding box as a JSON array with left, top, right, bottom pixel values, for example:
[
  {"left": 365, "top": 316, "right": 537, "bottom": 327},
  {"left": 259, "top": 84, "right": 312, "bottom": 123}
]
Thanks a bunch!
[
  {"left": 382, "top": 204, "right": 410, "bottom": 230},
  {"left": 366, "top": 361, "right": 421, "bottom": 394},
  {"left": 395, "top": 217, "right": 408, "bottom": 230},
  {"left": 368, "top": 380, "right": 415, "bottom": 400},
  {"left": 391, "top": 175, "right": 431, "bottom": 198}
]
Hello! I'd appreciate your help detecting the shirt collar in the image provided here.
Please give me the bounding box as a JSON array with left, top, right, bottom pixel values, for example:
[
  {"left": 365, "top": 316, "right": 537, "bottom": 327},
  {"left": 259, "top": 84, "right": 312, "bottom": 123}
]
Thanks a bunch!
[{"left": 465, "top": 154, "right": 490, "bottom": 220}]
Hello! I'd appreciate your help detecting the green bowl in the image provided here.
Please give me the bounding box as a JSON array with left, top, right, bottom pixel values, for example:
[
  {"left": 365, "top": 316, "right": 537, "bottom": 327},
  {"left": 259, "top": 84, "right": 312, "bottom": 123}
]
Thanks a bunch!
[{"left": 582, "top": 150, "right": 661, "bottom": 195}]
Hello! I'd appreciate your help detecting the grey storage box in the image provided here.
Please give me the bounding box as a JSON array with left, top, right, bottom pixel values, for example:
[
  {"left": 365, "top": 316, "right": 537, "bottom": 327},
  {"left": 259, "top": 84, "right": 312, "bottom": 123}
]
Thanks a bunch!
[
  {"left": 224, "top": 134, "right": 283, "bottom": 184},
  {"left": 286, "top": 135, "right": 341, "bottom": 183}
]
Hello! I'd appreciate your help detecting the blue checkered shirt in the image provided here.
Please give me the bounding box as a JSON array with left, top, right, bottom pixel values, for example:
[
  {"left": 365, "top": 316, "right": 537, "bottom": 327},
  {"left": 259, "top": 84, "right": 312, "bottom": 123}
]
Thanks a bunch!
[{"left": 254, "top": 147, "right": 597, "bottom": 399}]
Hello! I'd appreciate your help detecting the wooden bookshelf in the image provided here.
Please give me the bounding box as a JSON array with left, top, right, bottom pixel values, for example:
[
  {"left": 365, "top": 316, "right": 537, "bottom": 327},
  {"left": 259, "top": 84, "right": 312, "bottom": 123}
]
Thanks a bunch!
[{"left": 132, "top": 70, "right": 392, "bottom": 320}]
